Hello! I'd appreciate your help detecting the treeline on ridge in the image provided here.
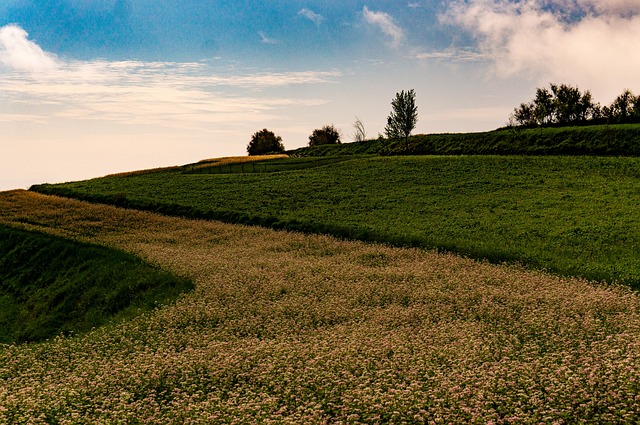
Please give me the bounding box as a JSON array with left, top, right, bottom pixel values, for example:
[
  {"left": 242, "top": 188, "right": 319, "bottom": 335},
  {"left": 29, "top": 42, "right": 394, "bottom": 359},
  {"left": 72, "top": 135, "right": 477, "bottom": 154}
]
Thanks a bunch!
[{"left": 511, "top": 84, "right": 640, "bottom": 127}]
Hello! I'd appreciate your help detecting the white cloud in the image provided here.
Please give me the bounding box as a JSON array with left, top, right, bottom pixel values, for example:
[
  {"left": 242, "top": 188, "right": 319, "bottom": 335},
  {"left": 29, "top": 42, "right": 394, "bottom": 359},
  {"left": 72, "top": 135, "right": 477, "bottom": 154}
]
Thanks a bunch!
[
  {"left": 444, "top": 0, "right": 640, "bottom": 100},
  {"left": 298, "top": 8, "right": 325, "bottom": 26},
  {"left": 362, "top": 6, "right": 406, "bottom": 48},
  {"left": 0, "top": 24, "right": 58, "bottom": 72}
]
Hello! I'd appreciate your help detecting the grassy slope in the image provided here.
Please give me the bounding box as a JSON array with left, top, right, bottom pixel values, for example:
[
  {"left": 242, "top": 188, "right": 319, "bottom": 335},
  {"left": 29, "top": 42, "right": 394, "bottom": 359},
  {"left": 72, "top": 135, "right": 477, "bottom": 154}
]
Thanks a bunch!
[
  {"left": 0, "top": 224, "right": 193, "bottom": 344},
  {"left": 32, "top": 155, "right": 640, "bottom": 288},
  {"left": 2, "top": 190, "right": 640, "bottom": 423}
]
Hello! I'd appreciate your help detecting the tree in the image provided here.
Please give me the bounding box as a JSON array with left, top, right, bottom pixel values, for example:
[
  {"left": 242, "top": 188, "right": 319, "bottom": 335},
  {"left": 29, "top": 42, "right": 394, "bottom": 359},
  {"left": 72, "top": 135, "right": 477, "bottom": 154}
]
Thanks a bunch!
[
  {"left": 577, "top": 90, "right": 599, "bottom": 122},
  {"left": 511, "top": 102, "right": 536, "bottom": 127},
  {"left": 533, "top": 87, "right": 554, "bottom": 125},
  {"left": 385, "top": 89, "right": 418, "bottom": 151},
  {"left": 308, "top": 124, "right": 342, "bottom": 147},
  {"left": 351, "top": 117, "right": 367, "bottom": 142},
  {"left": 550, "top": 83, "right": 585, "bottom": 124},
  {"left": 510, "top": 83, "right": 600, "bottom": 127},
  {"left": 246, "top": 129, "right": 285, "bottom": 156},
  {"left": 609, "top": 89, "right": 638, "bottom": 123}
]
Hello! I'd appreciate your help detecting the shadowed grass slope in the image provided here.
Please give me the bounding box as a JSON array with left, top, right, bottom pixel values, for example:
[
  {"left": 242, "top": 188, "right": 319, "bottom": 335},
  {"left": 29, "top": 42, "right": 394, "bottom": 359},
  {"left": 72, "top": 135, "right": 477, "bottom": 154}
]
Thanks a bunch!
[{"left": 0, "top": 224, "right": 193, "bottom": 344}]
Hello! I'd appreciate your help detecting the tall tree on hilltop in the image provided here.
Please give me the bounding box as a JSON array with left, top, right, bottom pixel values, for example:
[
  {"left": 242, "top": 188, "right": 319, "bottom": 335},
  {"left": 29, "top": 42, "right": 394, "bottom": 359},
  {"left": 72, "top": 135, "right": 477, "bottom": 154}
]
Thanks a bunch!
[{"left": 385, "top": 89, "right": 418, "bottom": 152}]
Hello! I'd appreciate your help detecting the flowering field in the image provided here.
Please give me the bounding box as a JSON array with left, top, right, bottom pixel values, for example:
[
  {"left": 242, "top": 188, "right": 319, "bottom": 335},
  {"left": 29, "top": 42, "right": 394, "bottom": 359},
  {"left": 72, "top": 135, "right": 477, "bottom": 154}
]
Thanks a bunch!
[{"left": 1, "top": 190, "right": 640, "bottom": 423}]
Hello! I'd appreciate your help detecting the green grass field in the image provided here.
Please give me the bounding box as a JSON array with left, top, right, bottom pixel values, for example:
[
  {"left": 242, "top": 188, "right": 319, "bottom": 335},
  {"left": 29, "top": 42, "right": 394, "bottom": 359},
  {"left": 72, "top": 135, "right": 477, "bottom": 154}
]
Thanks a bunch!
[
  {"left": 0, "top": 224, "right": 193, "bottom": 344},
  {"left": 32, "top": 155, "right": 640, "bottom": 288}
]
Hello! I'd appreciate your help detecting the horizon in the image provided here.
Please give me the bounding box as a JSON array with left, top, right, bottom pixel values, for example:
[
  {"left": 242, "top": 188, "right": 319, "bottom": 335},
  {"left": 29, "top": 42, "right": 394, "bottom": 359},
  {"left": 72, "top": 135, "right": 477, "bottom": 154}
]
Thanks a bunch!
[{"left": 2, "top": 0, "right": 640, "bottom": 191}]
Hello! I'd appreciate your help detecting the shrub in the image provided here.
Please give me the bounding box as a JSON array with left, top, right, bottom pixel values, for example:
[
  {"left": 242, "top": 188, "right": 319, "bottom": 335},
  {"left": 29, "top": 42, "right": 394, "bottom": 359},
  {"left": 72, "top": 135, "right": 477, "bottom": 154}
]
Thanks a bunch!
[
  {"left": 247, "top": 129, "right": 285, "bottom": 156},
  {"left": 308, "top": 125, "right": 342, "bottom": 147}
]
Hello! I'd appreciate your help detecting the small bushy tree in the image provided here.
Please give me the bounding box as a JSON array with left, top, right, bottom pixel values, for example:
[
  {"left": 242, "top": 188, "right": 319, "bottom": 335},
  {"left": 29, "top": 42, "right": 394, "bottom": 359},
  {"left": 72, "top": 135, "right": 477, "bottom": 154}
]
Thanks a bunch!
[
  {"left": 308, "top": 125, "right": 341, "bottom": 147},
  {"left": 385, "top": 89, "right": 418, "bottom": 151},
  {"left": 247, "top": 129, "right": 285, "bottom": 156}
]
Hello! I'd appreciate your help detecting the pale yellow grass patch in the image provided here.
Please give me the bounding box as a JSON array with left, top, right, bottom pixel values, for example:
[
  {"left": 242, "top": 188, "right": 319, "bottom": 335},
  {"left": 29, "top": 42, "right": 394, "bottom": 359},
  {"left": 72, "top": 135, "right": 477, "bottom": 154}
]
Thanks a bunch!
[
  {"left": 190, "top": 154, "right": 289, "bottom": 171},
  {"left": 1, "top": 190, "right": 639, "bottom": 423}
]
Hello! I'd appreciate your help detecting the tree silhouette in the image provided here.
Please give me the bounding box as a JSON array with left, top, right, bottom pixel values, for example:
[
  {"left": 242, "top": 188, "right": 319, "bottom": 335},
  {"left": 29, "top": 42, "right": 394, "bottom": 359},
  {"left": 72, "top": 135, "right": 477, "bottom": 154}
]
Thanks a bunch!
[
  {"left": 351, "top": 117, "right": 367, "bottom": 142},
  {"left": 385, "top": 89, "right": 418, "bottom": 152},
  {"left": 308, "top": 125, "right": 341, "bottom": 147},
  {"left": 247, "top": 129, "right": 285, "bottom": 156}
]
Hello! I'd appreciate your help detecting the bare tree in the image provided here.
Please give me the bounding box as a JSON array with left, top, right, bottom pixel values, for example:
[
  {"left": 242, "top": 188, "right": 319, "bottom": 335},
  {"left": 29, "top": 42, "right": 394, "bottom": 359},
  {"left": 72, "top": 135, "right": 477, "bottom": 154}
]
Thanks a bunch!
[{"left": 351, "top": 117, "right": 367, "bottom": 142}]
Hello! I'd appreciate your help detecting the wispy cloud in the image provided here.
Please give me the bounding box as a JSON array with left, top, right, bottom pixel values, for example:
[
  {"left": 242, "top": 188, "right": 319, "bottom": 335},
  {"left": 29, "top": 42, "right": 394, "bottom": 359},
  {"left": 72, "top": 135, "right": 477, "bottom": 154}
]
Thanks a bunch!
[
  {"left": 444, "top": 0, "right": 640, "bottom": 100},
  {"left": 298, "top": 8, "right": 325, "bottom": 26},
  {"left": 0, "top": 25, "right": 340, "bottom": 130},
  {"left": 258, "top": 31, "right": 278, "bottom": 45},
  {"left": 362, "top": 6, "right": 405, "bottom": 48},
  {"left": 413, "top": 48, "right": 490, "bottom": 62}
]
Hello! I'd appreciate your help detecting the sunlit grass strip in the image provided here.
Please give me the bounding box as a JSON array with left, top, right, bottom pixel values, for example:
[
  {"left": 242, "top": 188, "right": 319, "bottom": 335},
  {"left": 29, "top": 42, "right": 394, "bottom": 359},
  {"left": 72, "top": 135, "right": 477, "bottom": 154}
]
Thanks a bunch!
[
  {"left": 190, "top": 154, "right": 289, "bottom": 170},
  {"left": 1, "top": 190, "right": 640, "bottom": 423},
  {"left": 105, "top": 165, "right": 183, "bottom": 178}
]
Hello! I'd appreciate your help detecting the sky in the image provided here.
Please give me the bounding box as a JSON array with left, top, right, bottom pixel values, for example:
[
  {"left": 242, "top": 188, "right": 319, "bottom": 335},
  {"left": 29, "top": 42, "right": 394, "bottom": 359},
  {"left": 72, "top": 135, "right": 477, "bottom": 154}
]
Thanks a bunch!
[{"left": 2, "top": 0, "right": 640, "bottom": 190}]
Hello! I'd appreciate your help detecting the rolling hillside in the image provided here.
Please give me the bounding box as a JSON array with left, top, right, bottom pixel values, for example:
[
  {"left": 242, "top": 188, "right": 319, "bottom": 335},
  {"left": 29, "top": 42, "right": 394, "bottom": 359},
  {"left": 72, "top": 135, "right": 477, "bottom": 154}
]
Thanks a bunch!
[{"left": 1, "top": 190, "right": 640, "bottom": 423}]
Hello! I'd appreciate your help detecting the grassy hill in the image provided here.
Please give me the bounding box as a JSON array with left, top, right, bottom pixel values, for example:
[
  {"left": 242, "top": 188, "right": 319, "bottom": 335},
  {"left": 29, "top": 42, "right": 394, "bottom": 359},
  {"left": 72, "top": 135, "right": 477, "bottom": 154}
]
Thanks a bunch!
[
  {"left": 2, "top": 190, "right": 640, "bottom": 423},
  {"left": 6, "top": 127, "right": 640, "bottom": 421},
  {"left": 32, "top": 155, "right": 640, "bottom": 288}
]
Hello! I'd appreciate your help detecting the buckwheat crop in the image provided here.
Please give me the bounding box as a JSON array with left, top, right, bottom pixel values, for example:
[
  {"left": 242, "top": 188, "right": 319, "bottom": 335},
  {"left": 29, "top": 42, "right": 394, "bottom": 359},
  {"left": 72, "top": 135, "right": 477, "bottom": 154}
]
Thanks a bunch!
[{"left": 1, "top": 190, "right": 639, "bottom": 424}]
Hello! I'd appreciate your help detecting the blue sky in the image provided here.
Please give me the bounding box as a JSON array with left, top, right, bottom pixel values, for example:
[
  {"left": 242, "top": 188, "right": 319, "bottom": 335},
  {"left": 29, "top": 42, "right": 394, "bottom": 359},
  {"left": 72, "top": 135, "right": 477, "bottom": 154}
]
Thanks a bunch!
[{"left": 2, "top": 0, "right": 640, "bottom": 189}]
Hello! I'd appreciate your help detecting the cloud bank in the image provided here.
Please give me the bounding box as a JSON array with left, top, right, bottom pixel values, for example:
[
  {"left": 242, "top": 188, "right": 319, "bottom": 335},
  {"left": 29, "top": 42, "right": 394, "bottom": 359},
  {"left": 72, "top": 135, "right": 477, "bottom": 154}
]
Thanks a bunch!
[
  {"left": 444, "top": 0, "right": 640, "bottom": 100},
  {"left": 0, "top": 24, "right": 58, "bottom": 72}
]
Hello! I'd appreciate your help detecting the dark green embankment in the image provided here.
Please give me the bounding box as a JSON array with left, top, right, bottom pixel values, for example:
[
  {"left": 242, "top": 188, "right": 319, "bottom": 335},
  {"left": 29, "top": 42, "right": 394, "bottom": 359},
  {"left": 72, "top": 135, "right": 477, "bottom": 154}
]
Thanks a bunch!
[
  {"left": 290, "top": 124, "right": 640, "bottom": 157},
  {"left": 0, "top": 225, "right": 193, "bottom": 344}
]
